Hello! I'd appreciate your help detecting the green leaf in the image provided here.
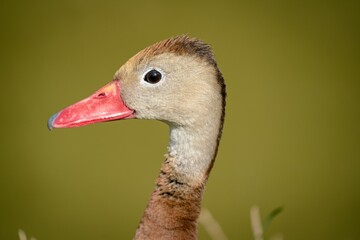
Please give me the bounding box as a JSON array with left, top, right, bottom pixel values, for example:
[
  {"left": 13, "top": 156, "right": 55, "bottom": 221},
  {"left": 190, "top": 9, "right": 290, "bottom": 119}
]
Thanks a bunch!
[{"left": 262, "top": 206, "right": 284, "bottom": 233}]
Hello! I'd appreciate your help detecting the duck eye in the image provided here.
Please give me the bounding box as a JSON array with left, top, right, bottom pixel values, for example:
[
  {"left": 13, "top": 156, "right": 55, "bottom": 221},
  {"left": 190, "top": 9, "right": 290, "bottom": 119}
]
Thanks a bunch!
[{"left": 144, "top": 69, "right": 162, "bottom": 84}]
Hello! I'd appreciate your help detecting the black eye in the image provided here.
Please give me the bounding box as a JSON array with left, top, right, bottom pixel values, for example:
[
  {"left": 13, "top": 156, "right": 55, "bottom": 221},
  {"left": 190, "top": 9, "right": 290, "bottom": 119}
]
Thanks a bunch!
[{"left": 144, "top": 69, "right": 162, "bottom": 84}]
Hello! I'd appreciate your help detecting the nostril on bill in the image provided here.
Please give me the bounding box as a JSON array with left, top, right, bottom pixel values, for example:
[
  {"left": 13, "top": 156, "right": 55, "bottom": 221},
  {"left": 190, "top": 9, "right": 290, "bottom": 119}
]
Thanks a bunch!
[{"left": 97, "top": 92, "right": 106, "bottom": 98}]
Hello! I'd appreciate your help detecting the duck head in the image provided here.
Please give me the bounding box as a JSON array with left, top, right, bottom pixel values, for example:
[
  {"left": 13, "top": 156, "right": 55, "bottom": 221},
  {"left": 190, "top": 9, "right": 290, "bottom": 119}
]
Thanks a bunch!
[{"left": 48, "top": 35, "right": 225, "bottom": 130}]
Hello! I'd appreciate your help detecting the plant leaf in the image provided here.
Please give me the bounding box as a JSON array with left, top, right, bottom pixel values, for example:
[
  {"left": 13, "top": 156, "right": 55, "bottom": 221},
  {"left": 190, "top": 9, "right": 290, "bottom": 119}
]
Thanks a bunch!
[{"left": 262, "top": 206, "right": 284, "bottom": 233}]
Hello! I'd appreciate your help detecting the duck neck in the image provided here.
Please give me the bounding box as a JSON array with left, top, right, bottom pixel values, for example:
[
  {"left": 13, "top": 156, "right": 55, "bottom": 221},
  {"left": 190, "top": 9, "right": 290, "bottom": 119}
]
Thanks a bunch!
[{"left": 134, "top": 122, "right": 221, "bottom": 240}]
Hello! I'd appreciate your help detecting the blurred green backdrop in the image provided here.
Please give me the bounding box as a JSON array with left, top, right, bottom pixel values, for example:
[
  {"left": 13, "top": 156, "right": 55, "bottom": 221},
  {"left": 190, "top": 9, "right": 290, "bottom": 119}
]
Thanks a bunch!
[{"left": 1, "top": 1, "right": 359, "bottom": 239}]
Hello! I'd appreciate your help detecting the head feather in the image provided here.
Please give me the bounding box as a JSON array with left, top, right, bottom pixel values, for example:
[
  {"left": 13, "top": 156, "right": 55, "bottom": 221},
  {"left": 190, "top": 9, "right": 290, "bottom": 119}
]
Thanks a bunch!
[{"left": 134, "top": 35, "right": 218, "bottom": 67}]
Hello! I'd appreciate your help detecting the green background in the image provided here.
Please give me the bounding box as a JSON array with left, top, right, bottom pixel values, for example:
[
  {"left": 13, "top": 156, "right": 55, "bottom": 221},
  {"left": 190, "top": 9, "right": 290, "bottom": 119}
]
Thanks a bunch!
[{"left": 1, "top": 1, "right": 359, "bottom": 239}]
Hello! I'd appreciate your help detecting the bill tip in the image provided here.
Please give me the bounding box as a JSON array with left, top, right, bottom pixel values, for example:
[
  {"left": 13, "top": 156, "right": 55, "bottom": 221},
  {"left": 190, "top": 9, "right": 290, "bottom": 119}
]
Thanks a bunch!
[{"left": 47, "top": 112, "right": 59, "bottom": 130}]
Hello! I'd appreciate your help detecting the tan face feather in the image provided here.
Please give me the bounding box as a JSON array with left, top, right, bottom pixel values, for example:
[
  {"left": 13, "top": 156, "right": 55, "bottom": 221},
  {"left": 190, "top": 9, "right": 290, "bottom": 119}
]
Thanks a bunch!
[{"left": 114, "top": 35, "right": 225, "bottom": 126}]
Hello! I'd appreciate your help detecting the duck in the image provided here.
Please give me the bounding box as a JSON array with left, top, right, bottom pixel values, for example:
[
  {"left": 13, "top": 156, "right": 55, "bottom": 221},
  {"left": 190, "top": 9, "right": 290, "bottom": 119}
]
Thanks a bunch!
[{"left": 48, "top": 35, "right": 226, "bottom": 240}]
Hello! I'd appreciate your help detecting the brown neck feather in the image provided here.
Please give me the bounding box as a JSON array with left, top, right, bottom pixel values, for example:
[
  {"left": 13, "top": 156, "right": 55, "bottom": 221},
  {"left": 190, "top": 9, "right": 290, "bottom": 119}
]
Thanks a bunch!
[{"left": 134, "top": 156, "right": 205, "bottom": 240}]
